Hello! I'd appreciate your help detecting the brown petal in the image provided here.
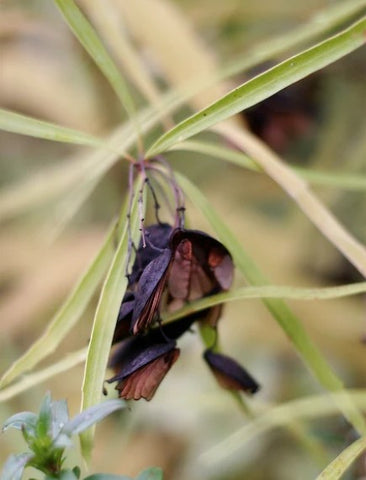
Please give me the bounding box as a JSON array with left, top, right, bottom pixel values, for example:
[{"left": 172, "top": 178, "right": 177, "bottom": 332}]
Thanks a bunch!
[
  {"left": 116, "top": 348, "right": 180, "bottom": 401},
  {"left": 169, "top": 229, "right": 234, "bottom": 301}
]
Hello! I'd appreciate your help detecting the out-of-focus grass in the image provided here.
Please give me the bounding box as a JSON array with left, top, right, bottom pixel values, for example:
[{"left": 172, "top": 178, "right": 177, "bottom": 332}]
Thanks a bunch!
[{"left": 0, "top": 1, "right": 365, "bottom": 479}]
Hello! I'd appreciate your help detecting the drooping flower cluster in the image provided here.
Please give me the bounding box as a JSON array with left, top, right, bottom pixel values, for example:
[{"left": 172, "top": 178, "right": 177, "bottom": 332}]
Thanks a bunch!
[{"left": 107, "top": 222, "right": 260, "bottom": 401}]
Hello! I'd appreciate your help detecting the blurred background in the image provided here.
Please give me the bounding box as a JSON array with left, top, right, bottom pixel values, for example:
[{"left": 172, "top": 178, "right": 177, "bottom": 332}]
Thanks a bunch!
[{"left": 1, "top": 1, "right": 366, "bottom": 478}]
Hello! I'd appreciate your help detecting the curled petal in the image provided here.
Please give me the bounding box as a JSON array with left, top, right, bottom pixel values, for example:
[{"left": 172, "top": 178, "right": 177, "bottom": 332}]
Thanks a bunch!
[
  {"left": 203, "top": 350, "right": 260, "bottom": 394},
  {"left": 131, "top": 248, "right": 172, "bottom": 334},
  {"left": 169, "top": 229, "right": 234, "bottom": 301},
  {"left": 108, "top": 342, "right": 179, "bottom": 401},
  {"left": 109, "top": 318, "right": 197, "bottom": 376}
]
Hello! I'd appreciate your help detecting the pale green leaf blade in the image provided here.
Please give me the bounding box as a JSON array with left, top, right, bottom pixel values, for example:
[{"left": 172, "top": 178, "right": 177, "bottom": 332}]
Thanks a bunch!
[
  {"left": 0, "top": 225, "right": 115, "bottom": 389},
  {"left": 165, "top": 282, "right": 366, "bottom": 324},
  {"left": 175, "top": 0, "right": 366, "bottom": 107},
  {"left": 171, "top": 140, "right": 366, "bottom": 192},
  {"left": 54, "top": 0, "right": 136, "bottom": 119},
  {"left": 80, "top": 176, "right": 144, "bottom": 459},
  {"left": 316, "top": 437, "right": 366, "bottom": 480},
  {"left": 0, "top": 348, "right": 87, "bottom": 402},
  {"left": 219, "top": 0, "right": 366, "bottom": 81},
  {"left": 147, "top": 17, "right": 366, "bottom": 157},
  {"left": 0, "top": 108, "right": 106, "bottom": 147},
  {"left": 177, "top": 172, "right": 366, "bottom": 435},
  {"left": 199, "top": 390, "right": 366, "bottom": 471}
]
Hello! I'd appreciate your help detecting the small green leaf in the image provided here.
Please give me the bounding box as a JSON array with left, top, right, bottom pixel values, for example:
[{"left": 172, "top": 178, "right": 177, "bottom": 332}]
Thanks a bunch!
[
  {"left": 0, "top": 452, "right": 34, "bottom": 480},
  {"left": 61, "top": 399, "right": 125, "bottom": 436},
  {"left": 147, "top": 16, "right": 366, "bottom": 156},
  {"left": 2, "top": 412, "right": 37, "bottom": 434},
  {"left": 73, "top": 466, "right": 81, "bottom": 479},
  {"left": 37, "top": 392, "right": 52, "bottom": 438},
  {"left": 0, "top": 108, "right": 106, "bottom": 148},
  {"left": 136, "top": 467, "right": 164, "bottom": 480}
]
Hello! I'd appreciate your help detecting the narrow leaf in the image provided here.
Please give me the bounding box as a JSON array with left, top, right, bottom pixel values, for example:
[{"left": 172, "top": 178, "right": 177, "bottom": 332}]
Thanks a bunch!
[
  {"left": 79, "top": 0, "right": 165, "bottom": 114},
  {"left": 0, "top": 348, "right": 87, "bottom": 402},
  {"left": 316, "top": 436, "right": 366, "bottom": 480},
  {"left": 199, "top": 390, "right": 366, "bottom": 469},
  {"left": 80, "top": 176, "right": 144, "bottom": 459},
  {"left": 61, "top": 399, "right": 125, "bottom": 436},
  {"left": 0, "top": 108, "right": 106, "bottom": 147},
  {"left": 177, "top": 172, "right": 366, "bottom": 435},
  {"left": 220, "top": 0, "right": 366, "bottom": 81},
  {"left": 165, "top": 282, "right": 366, "bottom": 323},
  {"left": 54, "top": 0, "right": 136, "bottom": 120},
  {"left": 0, "top": 225, "right": 115, "bottom": 389},
  {"left": 37, "top": 392, "right": 52, "bottom": 438},
  {"left": 147, "top": 17, "right": 366, "bottom": 156},
  {"left": 171, "top": 140, "right": 366, "bottom": 192}
]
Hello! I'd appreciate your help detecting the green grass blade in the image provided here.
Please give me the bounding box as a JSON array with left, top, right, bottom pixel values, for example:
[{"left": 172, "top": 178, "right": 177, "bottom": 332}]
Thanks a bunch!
[
  {"left": 220, "top": 0, "right": 366, "bottom": 81},
  {"left": 199, "top": 390, "right": 366, "bottom": 470},
  {"left": 165, "top": 282, "right": 366, "bottom": 323},
  {"left": 0, "top": 225, "right": 116, "bottom": 389},
  {"left": 0, "top": 109, "right": 106, "bottom": 147},
  {"left": 316, "top": 437, "right": 366, "bottom": 480},
  {"left": 177, "top": 172, "right": 366, "bottom": 435},
  {"left": 80, "top": 176, "right": 144, "bottom": 460},
  {"left": 171, "top": 140, "right": 366, "bottom": 192},
  {"left": 54, "top": 0, "right": 136, "bottom": 120},
  {"left": 0, "top": 348, "right": 87, "bottom": 402},
  {"left": 147, "top": 16, "right": 366, "bottom": 157}
]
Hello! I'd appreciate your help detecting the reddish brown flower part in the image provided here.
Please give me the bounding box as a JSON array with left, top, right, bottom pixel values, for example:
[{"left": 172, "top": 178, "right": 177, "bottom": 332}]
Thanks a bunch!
[{"left": 107, "top": 342, "right": 179, "bottom": 401}]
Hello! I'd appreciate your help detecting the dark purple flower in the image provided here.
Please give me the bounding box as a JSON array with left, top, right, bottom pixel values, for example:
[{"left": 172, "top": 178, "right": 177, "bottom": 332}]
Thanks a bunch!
[
  {"left": 121, "top": 226, "right": 234, "bottom": 334},
  {"left": 109, "top": 223, "right": 237, "bottom": 401},
  {"left": 203, "top": 349, "right": 260, "bottom": 395},
  {"left": 128, "top": 223, "right": 172, "bottom": 286}
]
